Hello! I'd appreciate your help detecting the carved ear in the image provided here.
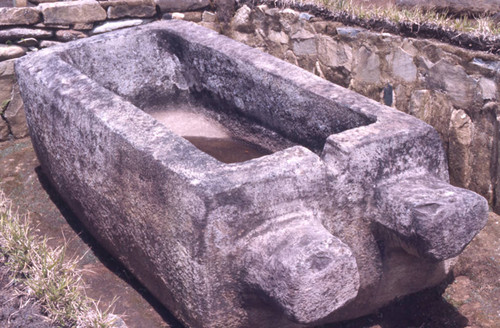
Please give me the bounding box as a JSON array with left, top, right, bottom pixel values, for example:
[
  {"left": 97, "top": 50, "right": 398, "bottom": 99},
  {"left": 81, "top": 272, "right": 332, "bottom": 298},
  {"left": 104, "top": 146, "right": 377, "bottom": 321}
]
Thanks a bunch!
[
  {"left": 374, "top": 176, "right": 488, "bottom": 261},
  {"left": 240, "top": 215, "right": 359, "bottom": 324}
]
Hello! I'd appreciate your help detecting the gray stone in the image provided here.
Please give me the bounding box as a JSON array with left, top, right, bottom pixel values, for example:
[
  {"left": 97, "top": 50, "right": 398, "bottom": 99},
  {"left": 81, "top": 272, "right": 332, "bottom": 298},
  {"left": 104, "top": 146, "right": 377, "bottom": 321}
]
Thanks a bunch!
[
  {"left": 292, "top": 39, "right": 316, "bottom": 56},
  {"left": 317, "top": 35, "right": 352, "bottom": 70},
  {"left": 426, "top": 60, "right": 477, "bottom": 110},
  {"left": 155, "top": 0, "right": 209, "bottom": 13},
  {"left": 449, "top": 109, "right": 473, "bottom": 188},
  {"left": 106, "top": 0, "right": 156, "bottom": 19},
  {"left": 409, "top": 90, "right": 452, "bottom": 147},
  {"left": 267, "top": 30, "right": 289, "bottom": 45},
  {"left": 230, "top": 5, "right": 252, "bottom": 33},
  {"left": 39, "top": 40, "right": 62, "bottom": 48},
  {"left": 0, "top": 117, "right": 9, "bottom": 141},
  {"left": 55, "top": 29, "right": 88, "bottom": 42},
  {"left": 354, "top": 46, "right": 380, "bottom": 84},
  {"left": 16, "top": 20, "right": 488, "bottom": 327},
  {"left": 0, "top": 45, "right": 26, "bottom": 61},
  {"left": 0, "top": 28, "right": 53, "bottom": 43},
  {"left": 38, "top": 0, "right": 107, "bottom": 25},
  {"left": 0, "top": 59, "right": 15, "bottom": 105},
  {"left": 0, "top": 8, "right": 40, "bottom": 26},
  {"left": 336, "top": 26, "right": 363, "bottom": 39},
  {"left": 201, "top": 10, "right": 216, "bottom": 23},
  {"left": 390, "top": 47, "right": 417, "bottom": 83},
  {"left": 4, "top": 84, "right": 27, "bottom": 139},
  {"left": 72, "top": 22, "right": 94, "bottom": 30},
  {"left": 16, "top": 38, "right": 38, "bottom": 48},
  {"left": 91, "top": 18, "right": 147, "bottom": 34},
  {"left": 396, "top": 0, "right": 500, "bottom": 14},
  {"left": 479, "top": 77, "right": 497, "bottom": 100}
]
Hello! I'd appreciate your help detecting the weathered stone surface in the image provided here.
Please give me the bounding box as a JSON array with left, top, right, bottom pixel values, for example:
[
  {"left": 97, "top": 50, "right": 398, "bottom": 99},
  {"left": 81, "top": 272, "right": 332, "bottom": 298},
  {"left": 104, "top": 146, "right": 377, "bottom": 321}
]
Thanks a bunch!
[
  {"left": 4, "top": 84, "right": 27, "bottom": 139},
  {"left": 389, "top": 47, "right": 416, "bottom": 82},
  {"left": 34, "top": 22, "right": 70, "bottom": 29},
  {"left": 16, "top": 20, "right": 488, "bottom": 327},
  {"left": 479, "top": 77, "right": 497, "bottom": 100},
  {"left": 55, "top": 29, "right": 88, "bottom": 42},
  {"left": 0, "top": 45, "right": 26, "bottom": 61},
  {"left": 354, "top": 46, "right": 380, "bottom": 83},
  {"left": 231, "top": 4, "right": 252, "bottom": 33},
  {"left": 91, "top": 18, "right": 147, "bottom": 34},
  {"left": 38, "top": 0, "right": 107, "bottom": 25},
  {"left": 409, "top": 90, "right": 452, "bottom": 147},
  {"left": 0, "top": 28, "right": 53, "bottom": 42},
  {"left": 268, "top": 29, "right": 289, "bottom": 45},
  {"left": 106, "top": 0, "right": 156, "bottom": 19},
  {"left": 449, "top": 109, "right": 473, "bottom": 188},
  {"left": 0, "top": 59, "right": 15, "bottom": 105},
  {"left": 201, "top": 10, "right": 216, "bottom": 23},
  {"left": 155, "top": 0, "right": 209, "bottom": 13},
  {"left": 318, "top": 35, "right": 352, "bottom": 70},
  {"left": 426, "top": 60, "right": 477, "bottom": 110},
  {"left": 396, "top": 0, "right": 500, "bottom": 14},
  {"left": 0, "top": 117, "right": 9, "bottom": 141},
  {"left": 39, "top": 40, "right": 62, "bottom": 48},
  {"left": 72, "top": 22, "right": 94, "bottom": 30},
  {"left": 0, "top": 8, "right": 40, "bottom": 26},
  {"left": 16, "top": 38, "right": 38, "bottom": 48}
]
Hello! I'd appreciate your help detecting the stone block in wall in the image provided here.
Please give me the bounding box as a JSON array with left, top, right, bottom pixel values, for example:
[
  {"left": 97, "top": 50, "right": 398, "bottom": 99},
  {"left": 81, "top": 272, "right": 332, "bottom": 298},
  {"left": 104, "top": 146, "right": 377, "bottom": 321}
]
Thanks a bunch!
[
  {"left": 0, "top": 59, "right": 15, "bottom": 106},
  {"left": 155, "top": 0, "right": 209, "bottom": 13},
  {"left": 354, "top": 46, "right": 381, "bottom": 84},
  {"left": 39, "top": 40, "right": 62, "bottom": 48},
  {"left": 16, "top": 38, "right": 38, "bottom": 48},
  {"left": 105, "top": 0, "right": 156, "bottom": 19},
  {"left": 426, "top": 60, "right": 479, "bottom": 111},
  {"left": 39, "top": 0, "right": 107, "bottom": 25},
  {"left": 0, "top": 45, "right": 26, "bottom": 61},
  {"left": 55, "top": 30, "right": 88, "bottom": 42},
  {"left": 449, "top": 109, "right": 473, "bottom": 188},
  {"left": 409, "top": 90, "right": 452, "bottom": 148},
  {"left": 4, "top": 84, "right": 28, "bottom": 139},
  {"left": 468, "top": 102, "right": 497, "bottom": 202},
  {"left": 231, "top": 5, "right": 252, "bottom": 33},
  {"left": 0, "top": 28, "right": 53, "bottom": 43},
  {"left": 91, "top": 18, "right": 148, "bottom": 34},
  {"left": 387, "top": 47, "right": 417, "bottom": 83},
  {"left": 72, "top": 23, "right": 94, "bottom": 30},
  {"left": 0, "top": 117, "right": 8, "bottom": 141},
  {"left": 479, "top": 77, "right": 497, "bottom": 101},
  {"left": 0, "top": 8, "right": 41, "bottom": 26},
  {"left": 317, "top": 35, "right": 352, "bottom": 71}
]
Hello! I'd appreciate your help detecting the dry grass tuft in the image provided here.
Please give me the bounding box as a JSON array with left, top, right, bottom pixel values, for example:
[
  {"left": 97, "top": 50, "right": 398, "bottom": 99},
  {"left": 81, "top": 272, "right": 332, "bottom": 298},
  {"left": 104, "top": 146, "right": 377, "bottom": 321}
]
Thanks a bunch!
[
  {"left": 285, "top": 0, "right": 500, "bottom": 36},
  {"left": 0, "top": 191, "right": 119, "bottom": 328}
]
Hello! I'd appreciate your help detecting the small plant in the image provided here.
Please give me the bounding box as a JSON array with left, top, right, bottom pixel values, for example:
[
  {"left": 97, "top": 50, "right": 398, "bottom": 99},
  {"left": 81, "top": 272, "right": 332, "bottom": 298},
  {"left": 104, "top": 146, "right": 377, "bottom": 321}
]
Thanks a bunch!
[{"left": 0, "top": 191, "right": 119, "bottom": 327}]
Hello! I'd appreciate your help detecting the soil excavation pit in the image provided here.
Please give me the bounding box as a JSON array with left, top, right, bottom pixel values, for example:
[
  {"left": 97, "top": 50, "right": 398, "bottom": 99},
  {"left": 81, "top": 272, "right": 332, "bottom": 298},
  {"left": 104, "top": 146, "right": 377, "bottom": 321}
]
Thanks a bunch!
[{"left": 16, "top": 20, "right": 489, "bottom": 328}]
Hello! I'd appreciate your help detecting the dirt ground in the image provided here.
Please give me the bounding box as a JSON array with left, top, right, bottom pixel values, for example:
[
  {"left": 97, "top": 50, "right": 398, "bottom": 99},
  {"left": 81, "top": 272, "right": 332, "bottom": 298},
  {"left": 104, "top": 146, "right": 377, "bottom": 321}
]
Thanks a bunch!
[{"left": 0, "top": 137, "right": 499, "bottom": 328}]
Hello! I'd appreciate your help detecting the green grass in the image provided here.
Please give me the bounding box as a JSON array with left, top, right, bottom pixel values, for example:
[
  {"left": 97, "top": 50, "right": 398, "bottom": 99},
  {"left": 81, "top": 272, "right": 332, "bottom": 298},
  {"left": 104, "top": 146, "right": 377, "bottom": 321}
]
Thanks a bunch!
[
  {"left": 286, "top": 0, "right": 500, "bottom": 36},
  {"left": 0, "top": 191, "right": 118, "bottom": 327}
]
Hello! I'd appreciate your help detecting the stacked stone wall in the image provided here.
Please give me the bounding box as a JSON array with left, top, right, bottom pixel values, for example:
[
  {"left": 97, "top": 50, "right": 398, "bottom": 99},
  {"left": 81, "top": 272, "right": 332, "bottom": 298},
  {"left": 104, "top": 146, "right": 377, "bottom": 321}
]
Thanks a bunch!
[{"left": 1, "top": 0, "right": 500, "bottom": 211}]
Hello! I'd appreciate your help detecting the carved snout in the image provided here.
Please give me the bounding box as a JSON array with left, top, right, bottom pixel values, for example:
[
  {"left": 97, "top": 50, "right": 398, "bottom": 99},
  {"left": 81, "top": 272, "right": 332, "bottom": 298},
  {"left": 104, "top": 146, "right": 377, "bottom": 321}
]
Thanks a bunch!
[
  {"left": 241, "top": 217, "right": 359, "bottom": 324},
  {"left": 375, "top": 176, "right": 488, "bottom": 261}
]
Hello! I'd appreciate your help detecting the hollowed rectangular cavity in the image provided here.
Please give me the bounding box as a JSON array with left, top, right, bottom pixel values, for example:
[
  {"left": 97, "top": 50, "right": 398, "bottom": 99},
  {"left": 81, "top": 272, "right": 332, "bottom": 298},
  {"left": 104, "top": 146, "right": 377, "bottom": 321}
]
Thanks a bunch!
[{"left": 60, "top": 23, "right": 375, "bottom": 160}]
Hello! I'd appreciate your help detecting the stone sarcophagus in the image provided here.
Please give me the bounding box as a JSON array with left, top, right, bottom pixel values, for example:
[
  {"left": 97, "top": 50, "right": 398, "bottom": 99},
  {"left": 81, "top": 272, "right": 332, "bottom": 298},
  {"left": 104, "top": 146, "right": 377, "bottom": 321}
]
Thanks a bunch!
[{"left": 15, "top": 20, "right": 488, "bottom": 327}]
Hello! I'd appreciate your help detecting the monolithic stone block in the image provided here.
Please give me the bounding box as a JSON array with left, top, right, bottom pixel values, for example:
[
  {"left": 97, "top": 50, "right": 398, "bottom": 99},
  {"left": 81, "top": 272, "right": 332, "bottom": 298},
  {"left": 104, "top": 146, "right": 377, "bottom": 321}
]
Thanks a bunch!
[
  {"left": 38, "top": 0, "right": 107, "bottom": 25},
  {"left": 15, "top": 20, "right": 488, "bottom": 328},
  {"left": 0, "top": 8, "right": 41, "bottom": 26}
]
